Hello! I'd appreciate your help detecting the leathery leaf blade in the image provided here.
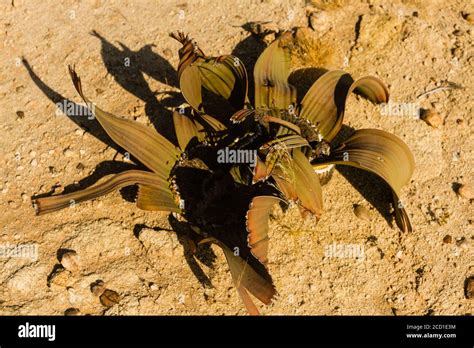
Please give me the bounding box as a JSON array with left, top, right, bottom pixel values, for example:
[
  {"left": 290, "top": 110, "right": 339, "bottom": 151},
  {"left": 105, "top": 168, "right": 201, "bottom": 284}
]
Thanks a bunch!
[
  {"left": 323, "top": 129, "right": 414, "bottom": 232},
  {"left": 33, "top": 170, "right": 179, "bottom": 215},
  {"left": 220, "top": 242, "right": 276, "bottom": 314},
  {"left": 293, "top": 149, "right": 323, "bottom": 217},
  {"left": 172, "top": 110, "right": 198, "bottom": 151},
  {"left": 196, "top": 55, "right": 248, "bottom": 110},
  {"left": 69, "top": 67, "right": 180, "bottom": 179},
  {"left": 254, "top": 33, "right": 296, "bottom": 110},
  {"left": 246, "top": 196, "right": 281, "bottom": 265},
  {"left": 299, "top": 70, "right": 389, "bottom": 142}
]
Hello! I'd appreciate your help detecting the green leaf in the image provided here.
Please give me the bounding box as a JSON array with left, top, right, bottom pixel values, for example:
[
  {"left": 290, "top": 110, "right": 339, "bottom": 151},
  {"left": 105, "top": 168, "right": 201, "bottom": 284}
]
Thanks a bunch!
[
  {"left": 33, "top": 170, "right": 179, "bottom": 215},
  {"left": 321, "top": 129, "right": 414, "bottom": 232},
  {"left": 260, "top": 134, "right": 309, "bottom": 151},
  {"left": 246, "top": 196, "right": 281, "bottom": 265},
  {"left": 230, "top": 109, "right": 255, "bottom": 124},
  {"left": 172, "top": 110, "right": 198, "bottom": 150},
  {"left": 173, "top": 32, "right": 249, "bottom": 114},
  {"left": 272, "top": 168, "right": 297, "bottom": 201},
  {"left": 254, "top": 33, "right": 296, "bottom": 109},
  {"left": 263, "top": 115, "right": 301, "bottom": 135},
  {"left": 196, "top": 55, "right": 248, "bottom": 110},
  {"left": 200, "top": 114, "right": 227, "bottom": 131},
  {"left": 220, "top": 242, "right": 276, "bottom": 309},
  {"left": 180, "top": 65, "right": 203, "bottom": 114},
  {"left": 136, "top": 180, "right": 181, "bottom": 213},
  {"left": 199, "top": 237, "right": 276, "bottom": 315},
  {"left": 69, "top": 67, "right": 180, "bottom": 180},
  {"left": 252, "top": 156, "right": 268, "bottom": 184},
  {"left": 293, "top": 149, "right": 323, "bottom": 217},
  {"left": 299, "top": 70, "right": 389, "bottom": 141},
  {"left": 264, "top": 147, "right": 287, "bottom": 180}
]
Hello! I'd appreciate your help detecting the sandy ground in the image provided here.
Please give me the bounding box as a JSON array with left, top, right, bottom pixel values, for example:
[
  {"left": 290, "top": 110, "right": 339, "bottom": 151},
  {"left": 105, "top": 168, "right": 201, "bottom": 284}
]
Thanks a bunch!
[{"left": 0, "top": 0, "right": 473, "bottom": 315}]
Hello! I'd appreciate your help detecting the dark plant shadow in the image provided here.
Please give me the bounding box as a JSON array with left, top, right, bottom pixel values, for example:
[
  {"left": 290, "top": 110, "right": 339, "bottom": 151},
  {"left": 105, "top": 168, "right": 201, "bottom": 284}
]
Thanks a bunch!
[
  {"left": 332, "top": 125, "right": 394, "bottom": 229},
  {"left": 91, "top": 30, "right": 181, "bottom": 144},
  {"left": 336, "top": 165, "right": 395, "bottom": 229},
  {"left": 22, "top": 58, "right": 122, "bottom": 153},
  {"left": 288, "top": 67, "right": 328, "bottom": 104},
  {"left": 31, "top": 160, "right": 144, "bottom": 204},
  {"left": 56, "top": 248, "right": 76, "bottom": 262},
  {"left": 231, "top": 26, "right": 269, "bottom": 105}
]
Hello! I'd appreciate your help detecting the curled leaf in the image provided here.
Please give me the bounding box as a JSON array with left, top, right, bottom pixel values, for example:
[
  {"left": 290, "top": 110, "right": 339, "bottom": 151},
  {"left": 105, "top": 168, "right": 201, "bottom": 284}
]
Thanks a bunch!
[
  {"left": 300, "top": 70, "right": 389, "bottom": 141},
  {"left": 173, "top": 33, "right": 248, "bottom": 115},
  {"left": 322, "top": 129, "right": 414, "bottom": 232}
]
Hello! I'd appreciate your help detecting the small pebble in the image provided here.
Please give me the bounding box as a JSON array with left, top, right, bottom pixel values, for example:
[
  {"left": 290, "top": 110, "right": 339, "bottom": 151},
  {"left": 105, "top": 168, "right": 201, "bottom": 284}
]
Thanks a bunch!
[
  {"left": 452, "top": 47, "right": 463, "bottom": 59},
  {"left": 354, "top": 204, "right": 371, "bottom": 221},
  {"left": 47, "top": 267, "right": 70, "bottom": 287},
  {"left": 76, "top": 163, "right": 85, "bottom": 171},
  {"left": 30, "top": 159, "right": 37, "bottom": 167},
  {"left": 456, "top": 184, "right": 473, "bottom": 200},
  {"left": 163, "top": 48, "right": 173, "bottom": 58},
  {"left": 64, "top": 308, "right": 80, "bottom": 316},
  {"left": 60, "top": 250, "right": 81, "bottom": 273},
  {"left": 421, "top": 109, "right": 443, "bottom": 128},
  {"left": 16, "top": 111, "right": 24, "bottom": 119},
  {"left": 100, "top": 289, "right": 120, "bottom": 307},
  {"left": 442, "top": 235, "right": 452, "bottom": 244},
  {"left": 63, "top": 148, "right": 74, "bottom": 157},
  {"left": 90, "top": 280, "right": 106, "bottom": 297},
  {"left": 465, "top": 276, "right": 474, "bottom": 299},
  {"left": 308, "top": 11, "right": 331, "bottom": 32}
]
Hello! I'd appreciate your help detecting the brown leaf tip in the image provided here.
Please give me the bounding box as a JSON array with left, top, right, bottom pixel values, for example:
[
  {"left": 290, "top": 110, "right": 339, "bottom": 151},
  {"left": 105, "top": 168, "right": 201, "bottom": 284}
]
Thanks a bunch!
[{"left": 169, "top": 31, "right": 191, "bottom": 45}]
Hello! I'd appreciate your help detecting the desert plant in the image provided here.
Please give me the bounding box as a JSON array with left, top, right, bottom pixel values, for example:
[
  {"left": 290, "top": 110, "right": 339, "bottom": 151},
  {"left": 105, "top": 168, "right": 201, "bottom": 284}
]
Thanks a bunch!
[{"left": 33, "top": 30, "right": 414, "bottom": 315}]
